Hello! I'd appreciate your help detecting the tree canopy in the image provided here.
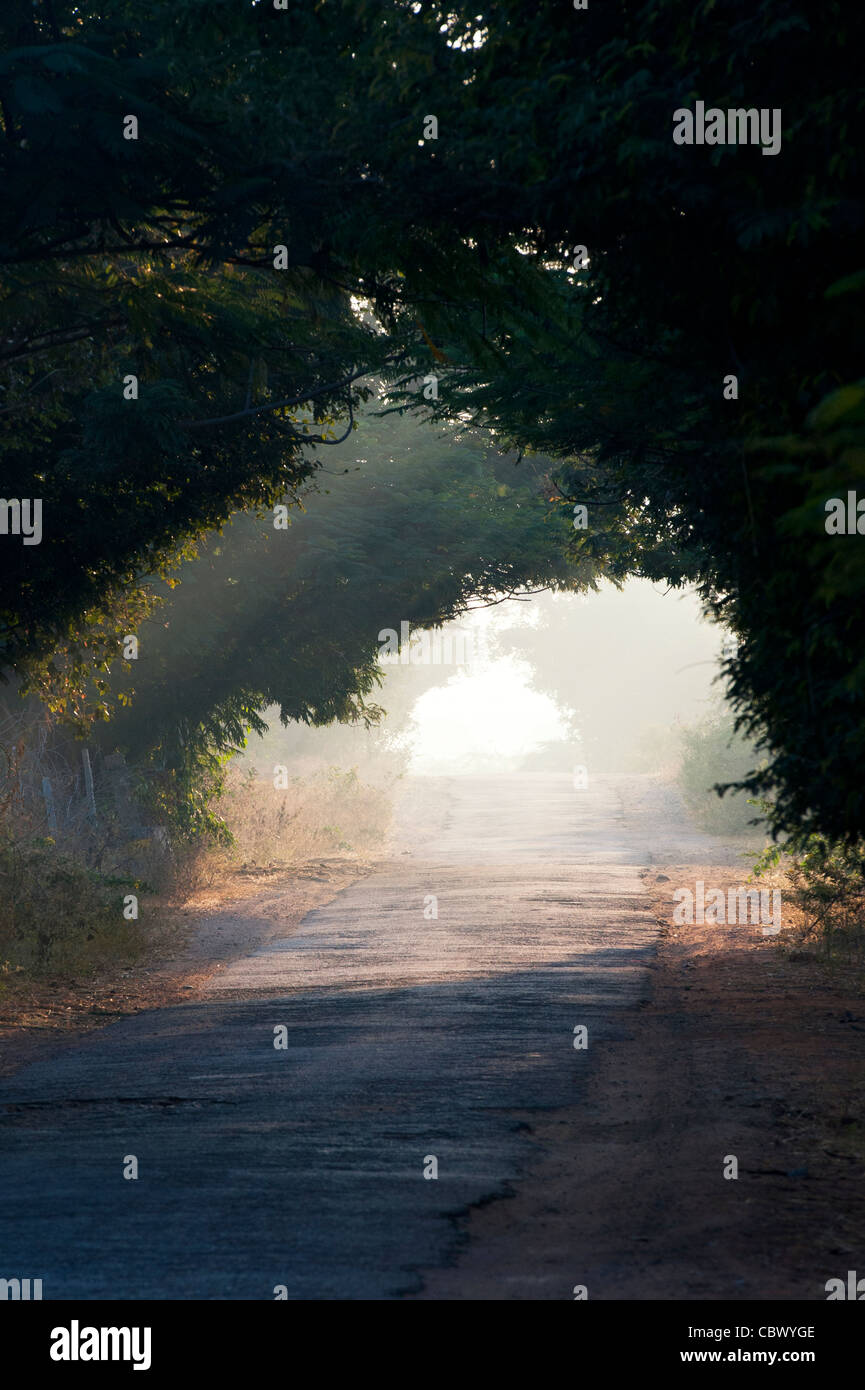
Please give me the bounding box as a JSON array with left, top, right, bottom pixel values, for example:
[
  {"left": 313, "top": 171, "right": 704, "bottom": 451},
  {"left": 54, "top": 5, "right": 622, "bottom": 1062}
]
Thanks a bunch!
[{"left": 1, "top": 0, "right": 863, "bottom": 842}]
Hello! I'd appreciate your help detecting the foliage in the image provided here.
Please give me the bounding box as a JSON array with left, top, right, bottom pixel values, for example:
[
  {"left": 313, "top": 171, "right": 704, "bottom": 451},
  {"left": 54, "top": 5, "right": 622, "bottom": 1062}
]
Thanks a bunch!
[
  {"left": 385, "top": 0, "right": 865, "bottom": 842},
  {"left": 0, "top": 835, "right": 143, "bottom": 975},
  {"left": 754, "top": 831, "right": 865, "bottom": 969},
  {"left": 0, "top": 0, "right": 552, "bottom": 684},
  {"left": 1, "top": 0, "right": 863, "bottom": 846},
  {"left": 677, "top": 710, "right": 765, "bottom": 837}
]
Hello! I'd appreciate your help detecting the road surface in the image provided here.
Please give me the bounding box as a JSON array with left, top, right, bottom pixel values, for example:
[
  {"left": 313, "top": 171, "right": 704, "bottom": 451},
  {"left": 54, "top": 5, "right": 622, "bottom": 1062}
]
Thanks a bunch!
[{"left": 0, "top": 773, "right": 732, "bottom": 1299}]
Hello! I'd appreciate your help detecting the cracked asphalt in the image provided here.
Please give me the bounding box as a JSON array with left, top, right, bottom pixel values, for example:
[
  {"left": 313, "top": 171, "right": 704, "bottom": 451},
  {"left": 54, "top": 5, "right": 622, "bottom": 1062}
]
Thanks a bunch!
[{"left": 0, "top": 773, "right": 702, "bottom": 1299}]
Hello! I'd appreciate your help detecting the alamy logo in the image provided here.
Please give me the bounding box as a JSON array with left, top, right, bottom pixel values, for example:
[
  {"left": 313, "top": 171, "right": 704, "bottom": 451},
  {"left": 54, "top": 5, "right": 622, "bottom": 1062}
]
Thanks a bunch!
[
  {"left": 0, "top": 1276, "right": 42, "bottom": 1299},
  {"left": 673, "top": 102, "right": 781, "bottom": 156},
  {"left": 826, "top": 1271, "right": 865, "bottom": 1300},
  {"left": 0, "top": 497, "right": 42, "bottom": 545},
  {"left": 673, "top": 881, "right": 782, "bottom": 935},
  {"left": 378, "top": 621, "right": 474, "bottom": 666},
  {"left": 50, "top": 1321, "right": 152, "bottom": 1371},
  {"left": 825, "top": 492, "right": 865, "bottom": 535}
]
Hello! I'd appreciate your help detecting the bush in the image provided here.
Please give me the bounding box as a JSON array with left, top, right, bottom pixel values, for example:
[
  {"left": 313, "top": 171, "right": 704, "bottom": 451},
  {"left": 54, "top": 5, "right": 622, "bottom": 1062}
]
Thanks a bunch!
[
  {"left": 0, "top": 837, "right": 145, "bottom": 977},
  {"left": 677, "top": 711, "right": 764, "bottom": 836},
  {"left": 754, "top": 834, "right": 865, "bottom": 968}
]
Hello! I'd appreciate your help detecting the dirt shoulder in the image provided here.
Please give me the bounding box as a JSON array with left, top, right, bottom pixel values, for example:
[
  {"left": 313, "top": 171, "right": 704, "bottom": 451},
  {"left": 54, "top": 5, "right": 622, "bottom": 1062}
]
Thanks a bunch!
[{"left": 414, "top": 863, "right": 865, "bottom": 1300}]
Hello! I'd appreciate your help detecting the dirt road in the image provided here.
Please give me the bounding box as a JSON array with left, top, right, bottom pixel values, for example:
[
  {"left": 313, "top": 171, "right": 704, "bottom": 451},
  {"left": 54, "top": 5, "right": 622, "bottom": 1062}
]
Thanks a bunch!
[{"left": 2, "top": 774, "right": 860, "bottom": 1300}]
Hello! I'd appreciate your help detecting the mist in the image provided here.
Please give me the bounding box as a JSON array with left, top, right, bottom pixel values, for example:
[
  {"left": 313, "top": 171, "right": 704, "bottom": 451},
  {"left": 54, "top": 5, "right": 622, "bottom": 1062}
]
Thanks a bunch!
[{"left": 242, "top": 579, "right": 729, "bottom": 781}]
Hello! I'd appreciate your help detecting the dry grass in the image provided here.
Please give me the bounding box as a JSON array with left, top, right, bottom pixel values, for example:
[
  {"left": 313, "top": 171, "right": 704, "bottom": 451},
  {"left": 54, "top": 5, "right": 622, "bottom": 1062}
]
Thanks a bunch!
[
  {"left": 0, "top": 839, "right": 149, "bottom": 983},
  {"left": 644, "top": 857, "right": 865, "bottom": 991},
  {"left": 0, "top": 691, "right": 395, "bottom": 1003},
  {"left": 0, "top": 704, "right": 177, "bottom": 982},
  {"left": 0, "top": 715, "right": 394, "bottom": 988},
  {"left": 218, "top": 764, "right": 393, "bottom": 870}
]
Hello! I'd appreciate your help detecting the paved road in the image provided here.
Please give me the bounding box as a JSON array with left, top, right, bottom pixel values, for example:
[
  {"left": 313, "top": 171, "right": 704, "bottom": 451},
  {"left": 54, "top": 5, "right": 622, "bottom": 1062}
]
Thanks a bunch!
[{"left": 0, "top": 774, "right": 716, "bottom": 1299}]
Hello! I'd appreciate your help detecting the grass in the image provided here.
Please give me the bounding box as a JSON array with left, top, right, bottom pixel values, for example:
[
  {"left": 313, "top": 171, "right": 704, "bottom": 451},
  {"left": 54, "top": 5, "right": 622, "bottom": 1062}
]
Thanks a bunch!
[
  {"left": 218, "top": 763, "right": 393, "bottom": 869},
  {"left": 0, "top": 836, "right": 147, "bottom": 980},
  {"left": 753, "top": 837, "right": 865, "bottom": 976},
  {"left": 0, "top": 736, "right": 394, "bottom": 990}
]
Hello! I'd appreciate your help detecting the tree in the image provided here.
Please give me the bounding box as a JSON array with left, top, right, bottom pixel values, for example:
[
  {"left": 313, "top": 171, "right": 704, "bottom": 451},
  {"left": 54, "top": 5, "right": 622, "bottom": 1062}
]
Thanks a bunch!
[{"left": 2, "top": 0, "right": 863, "bottom": 844}]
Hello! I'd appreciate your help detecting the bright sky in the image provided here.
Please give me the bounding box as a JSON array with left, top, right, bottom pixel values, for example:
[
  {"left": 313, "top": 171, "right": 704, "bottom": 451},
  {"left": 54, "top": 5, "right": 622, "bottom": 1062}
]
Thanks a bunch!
[
  {"left": 401, "top": 581, "right": 724, "bottom": 775},
  {"left": 407, "top": 654, "right": 574, "bottom": 774}
]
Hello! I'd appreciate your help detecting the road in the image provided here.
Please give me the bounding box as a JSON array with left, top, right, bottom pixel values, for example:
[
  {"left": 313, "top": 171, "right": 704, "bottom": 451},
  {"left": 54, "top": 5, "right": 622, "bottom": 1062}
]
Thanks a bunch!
[{"left": 0, "top": 773, "right": 729, "bottom": 1299}]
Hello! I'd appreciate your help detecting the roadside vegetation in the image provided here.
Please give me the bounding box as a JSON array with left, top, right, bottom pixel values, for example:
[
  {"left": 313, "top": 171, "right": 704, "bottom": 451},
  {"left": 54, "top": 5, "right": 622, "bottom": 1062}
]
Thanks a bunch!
[
  {"left": 676, "top": 708, "right": 764, "bottom": 837},
  {"left": 0, "top": 695, "right": 394, "bottom": 988},
  {"left": 753, "top": 835, "right": 865, "bottom": 977},
  {"left": 670, "top": 706, "right": 865, "bottom": 980}
]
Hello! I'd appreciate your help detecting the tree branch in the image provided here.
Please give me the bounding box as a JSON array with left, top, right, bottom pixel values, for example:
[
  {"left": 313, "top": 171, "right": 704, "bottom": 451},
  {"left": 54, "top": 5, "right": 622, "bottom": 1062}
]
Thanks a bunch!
[
  {"left": 0, "top": 319, "right": 125, "bottom": 364},
  {"left": 182, "top": 362, "right": 396, "bottom": 430}
]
